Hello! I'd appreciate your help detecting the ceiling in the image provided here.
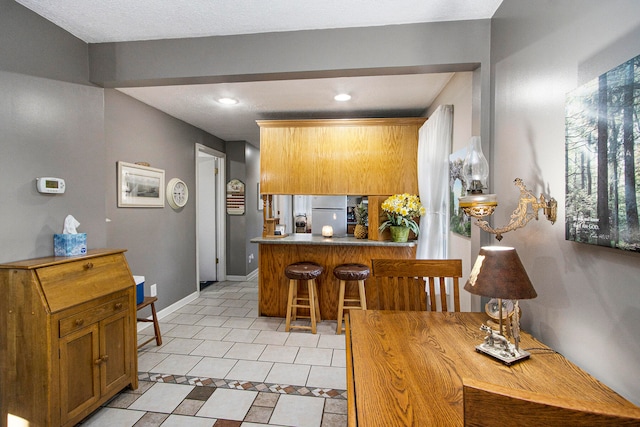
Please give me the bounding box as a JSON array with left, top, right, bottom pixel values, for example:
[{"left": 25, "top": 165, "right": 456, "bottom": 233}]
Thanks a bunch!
[
  {"left": 15, "top": 0, "right": 503, "bottom": 147},
  {"left": 117, "top": 74, "right": 456, "bottom": 145}
]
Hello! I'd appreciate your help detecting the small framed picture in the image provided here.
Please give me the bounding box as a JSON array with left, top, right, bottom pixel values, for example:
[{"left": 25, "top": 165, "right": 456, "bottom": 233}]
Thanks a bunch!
[
  {"left": 117, "top": 161, "right": 165, "bottom": 208},
  {"left": 449, "top": 148, "right": 471, "bottom": 237},
  {"left": 226, "top": 179, "right": 245, "bottom": 215}
]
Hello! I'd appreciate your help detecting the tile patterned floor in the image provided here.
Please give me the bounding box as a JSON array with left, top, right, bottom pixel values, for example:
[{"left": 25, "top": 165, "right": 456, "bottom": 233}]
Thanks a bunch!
[{"left": 78, "top": 279, "right": 347, "bottom": 427}]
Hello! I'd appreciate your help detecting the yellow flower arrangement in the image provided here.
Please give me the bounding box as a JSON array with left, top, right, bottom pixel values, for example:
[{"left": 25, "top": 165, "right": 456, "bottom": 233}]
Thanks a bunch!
[{"left": 378, "top": 193, "right": 426, "bottom": 236}]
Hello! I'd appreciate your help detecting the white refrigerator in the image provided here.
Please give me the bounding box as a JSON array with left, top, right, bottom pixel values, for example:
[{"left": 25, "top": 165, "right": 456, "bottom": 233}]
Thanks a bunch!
[{"left": 311, "top": 196, "right": 347, "bottom": 237}]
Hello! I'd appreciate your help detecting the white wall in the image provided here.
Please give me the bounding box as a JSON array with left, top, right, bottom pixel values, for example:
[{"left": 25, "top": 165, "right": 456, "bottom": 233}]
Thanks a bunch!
[
  {"left": 0, "top": 72, "right": 107, "bottom": 262},
  {"left": 104, "top": 89, "right": 224, "bottom": 309},
  {"left": 492, "top": 0, "right": 640, "bottom": 404},
  {"left": 0, "top": 1, "right": 228, "bottom": 312}
]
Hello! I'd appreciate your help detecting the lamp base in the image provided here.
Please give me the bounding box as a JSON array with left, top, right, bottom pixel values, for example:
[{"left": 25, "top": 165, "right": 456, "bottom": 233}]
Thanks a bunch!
[{"left": 475, "top": 342, "right": 530, "bottom": 366}]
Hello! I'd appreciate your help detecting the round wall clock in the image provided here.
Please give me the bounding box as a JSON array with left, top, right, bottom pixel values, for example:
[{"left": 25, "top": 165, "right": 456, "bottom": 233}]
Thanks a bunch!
[{"left": 166, "top": 178, "right": 189, "bottom": 209}]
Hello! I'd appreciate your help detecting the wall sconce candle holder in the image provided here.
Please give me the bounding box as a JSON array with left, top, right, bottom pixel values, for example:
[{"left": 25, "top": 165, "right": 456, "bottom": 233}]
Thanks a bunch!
[
  {"left": 457, "top": 137, "right": 557, "bottom": 240},
  {"left": 461, "top": 178, "right": 557, "bottom": 241}
]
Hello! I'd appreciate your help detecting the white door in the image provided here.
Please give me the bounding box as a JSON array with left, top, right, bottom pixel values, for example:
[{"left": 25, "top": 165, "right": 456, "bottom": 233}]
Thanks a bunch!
[{"left": 196, "top": 145, "right": 226, "bottom": 285}]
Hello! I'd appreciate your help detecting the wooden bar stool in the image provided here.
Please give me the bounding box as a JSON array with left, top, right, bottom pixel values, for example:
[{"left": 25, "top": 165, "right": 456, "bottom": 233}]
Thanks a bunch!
[
  {"left": 137, "top": 296, "right": 162, "bottom": 349},
  {"left": 285, "top": 262, "right": 323, "bottom": 334},
  {"left": 334, "top": 263, "right": 369, "bottom": 334}
]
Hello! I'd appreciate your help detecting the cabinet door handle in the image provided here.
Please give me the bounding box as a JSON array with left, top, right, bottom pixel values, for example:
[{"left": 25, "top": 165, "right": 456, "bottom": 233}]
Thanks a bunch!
[
  {"left": 94, "top": 358, "right": 103, "bottom": 365},
  {"left": 84, "top": 262, "right": 94, "bottom": 270},
  {"left": 114, "top": 303, "right": 123, "bottom": 310},
  {"left": 102, "top": 355, "right": 109, "bottom": 363},
  {"left": 75, "top": 319, "right": 84, "bottom": 327}
]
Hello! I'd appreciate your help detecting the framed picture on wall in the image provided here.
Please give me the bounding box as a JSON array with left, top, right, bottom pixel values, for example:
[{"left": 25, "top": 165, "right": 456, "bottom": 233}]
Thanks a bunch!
[
  {"left": 226, "top": 179, "right": 245, "bottom": 215},
  {"left": 449, "top": 147, "right": 471, "bottom": 237},
  {"left": 565, "top": 53, "right": 640, "bottom": 251},
  {"left": 117, "top": 161, "right": 165, "bottom": 207}
]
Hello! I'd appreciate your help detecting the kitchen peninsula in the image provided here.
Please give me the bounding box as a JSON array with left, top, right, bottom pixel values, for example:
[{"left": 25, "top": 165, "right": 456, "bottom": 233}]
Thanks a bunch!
[
  {"left": 255, "top": 117, "right": 425, "bottom": 319},
  {"left": 251, "top": 234, "right": 416, "bottom": 318}
]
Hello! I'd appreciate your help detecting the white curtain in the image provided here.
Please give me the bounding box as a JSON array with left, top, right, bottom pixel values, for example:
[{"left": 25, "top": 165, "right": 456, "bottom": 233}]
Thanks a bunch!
[{"left": 416, "top": 104, "right": 453, "bottom": 263}]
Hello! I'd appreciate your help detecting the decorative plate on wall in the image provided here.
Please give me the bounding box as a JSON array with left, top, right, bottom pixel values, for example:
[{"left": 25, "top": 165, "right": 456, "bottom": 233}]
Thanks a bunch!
[{"left": 226, "top": 179, "right": 245, "bottom": 215}]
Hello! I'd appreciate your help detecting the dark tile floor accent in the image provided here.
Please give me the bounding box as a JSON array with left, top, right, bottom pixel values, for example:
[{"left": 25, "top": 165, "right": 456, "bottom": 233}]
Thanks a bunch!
[{"left": 139, "top": 372, "right": 347, "bottom": 399}]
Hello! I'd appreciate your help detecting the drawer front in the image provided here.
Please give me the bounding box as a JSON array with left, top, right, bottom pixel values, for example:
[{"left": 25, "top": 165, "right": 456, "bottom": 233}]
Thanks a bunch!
[
  {"left": 36, "top": 254, "right": 134, "bottom": 312},
  {"left": 59, "top": 295, "right": 129, "bottom": 337}
]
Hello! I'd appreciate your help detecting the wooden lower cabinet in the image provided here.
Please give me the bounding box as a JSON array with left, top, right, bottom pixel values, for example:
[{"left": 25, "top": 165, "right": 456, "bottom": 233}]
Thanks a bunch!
[
  {"left": 0, "top": 249, "right": 138, "bottom": 427},
  {"left": 58, "top": 299, "right": 132, "bottom": 424},
  {"left": 257, "top": 242, "right": 416, "bottom": 319},
  {"left": 59, "top": 322, "right": 102, "bottom": 423}
]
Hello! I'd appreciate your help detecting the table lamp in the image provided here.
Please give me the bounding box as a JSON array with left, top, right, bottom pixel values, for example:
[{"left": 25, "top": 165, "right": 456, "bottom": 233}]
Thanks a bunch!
[{"left": 464, "top": 246, "right": 537, "bottom": 365}]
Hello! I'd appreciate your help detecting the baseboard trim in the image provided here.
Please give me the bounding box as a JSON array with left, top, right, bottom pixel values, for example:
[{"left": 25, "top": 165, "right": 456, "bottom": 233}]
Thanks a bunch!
[
  {"left": 137, "top": 290, "right": 199, "bottom": 333},
  {"left": 137, "top": 271, "right": 259, "bottom": 333},
  {"left": 227, "top": 268, "right": 258, "bottom": 282}
]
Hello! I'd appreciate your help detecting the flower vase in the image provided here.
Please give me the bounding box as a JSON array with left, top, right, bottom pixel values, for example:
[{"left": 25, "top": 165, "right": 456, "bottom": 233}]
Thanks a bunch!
[{"left": 389, "top": 225, "right": 410, "bottom": 242}]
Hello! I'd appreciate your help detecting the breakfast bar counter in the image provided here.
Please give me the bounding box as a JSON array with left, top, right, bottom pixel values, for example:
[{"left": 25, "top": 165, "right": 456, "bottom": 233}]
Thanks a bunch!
[{"left": 251, "top": 234, "right": 416, "bottom": 318}]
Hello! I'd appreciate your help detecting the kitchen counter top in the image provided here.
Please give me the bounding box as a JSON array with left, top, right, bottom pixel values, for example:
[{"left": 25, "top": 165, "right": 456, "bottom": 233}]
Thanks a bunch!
[{"left": 251, "top": 234, "right": 416, "bottom": 247}]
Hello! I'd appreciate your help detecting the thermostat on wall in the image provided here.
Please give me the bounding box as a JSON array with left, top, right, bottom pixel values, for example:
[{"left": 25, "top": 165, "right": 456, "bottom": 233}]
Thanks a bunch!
[{"left": 36, "top": 177, "right": 66, "bottom": 194}]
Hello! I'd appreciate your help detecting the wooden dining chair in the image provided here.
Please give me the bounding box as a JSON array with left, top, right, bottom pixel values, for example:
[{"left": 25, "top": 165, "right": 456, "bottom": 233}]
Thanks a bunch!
[
  {"left": 463, "top": 377, "right": 640, "bottom": 426},
  {"left": 370, "top": 259, "right": 462, "bottom": 311}
]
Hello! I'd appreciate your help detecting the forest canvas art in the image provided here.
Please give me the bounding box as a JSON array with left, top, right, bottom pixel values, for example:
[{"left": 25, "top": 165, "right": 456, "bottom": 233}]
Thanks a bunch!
[{"left": 566, "top": 53, "right": 640, "bottom": 251}]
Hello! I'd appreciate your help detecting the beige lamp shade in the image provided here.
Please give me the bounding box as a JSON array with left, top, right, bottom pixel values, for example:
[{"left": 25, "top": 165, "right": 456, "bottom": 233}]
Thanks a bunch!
[{"left": 464, "top": 246, "right": 537, "bottom": 300}]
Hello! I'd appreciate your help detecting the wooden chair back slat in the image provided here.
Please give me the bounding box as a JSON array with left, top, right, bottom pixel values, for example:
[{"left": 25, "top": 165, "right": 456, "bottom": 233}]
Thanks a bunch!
[{"left": 371, "top": 259, "right": 462, "bottom": 311}]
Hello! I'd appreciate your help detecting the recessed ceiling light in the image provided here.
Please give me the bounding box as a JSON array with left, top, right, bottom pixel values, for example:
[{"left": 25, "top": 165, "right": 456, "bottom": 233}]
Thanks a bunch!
[
  {"left": 218, "top": 97, "right": 238, "bottom": 105},
  {"left": 334, "top": 93, "right": 351, "bottom": 102}
]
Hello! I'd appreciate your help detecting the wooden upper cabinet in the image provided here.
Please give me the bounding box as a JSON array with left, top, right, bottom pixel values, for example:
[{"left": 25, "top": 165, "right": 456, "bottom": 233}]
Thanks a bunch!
[{"left": 258, "top": 118, "right": 426, "bottom": 195}]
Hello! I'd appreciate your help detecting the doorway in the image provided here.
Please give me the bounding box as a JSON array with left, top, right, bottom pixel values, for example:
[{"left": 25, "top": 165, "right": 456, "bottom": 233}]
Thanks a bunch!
[{"left": 196, "top": 144, "right": 226, "bottom": 291}]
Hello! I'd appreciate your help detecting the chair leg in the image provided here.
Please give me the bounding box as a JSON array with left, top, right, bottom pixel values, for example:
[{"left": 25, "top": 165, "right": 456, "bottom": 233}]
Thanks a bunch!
[
  {"left": 313, "top": 279, "right": 322, "bottom": 323},
  {"left": 358, "top": 279, "right": 367, "bottom": 310},
  {"left": 336, "top": 279, "right": 346, "bottom": 334},
  {"left": 150, "top": 301, "right": 162, "bottom": 346},
  {"left": 285, "top": 279, "right": 296, "bottom": 332},
  {"left": 307, "top": 279, "right": 317, "bottom": 334},
  {"left": 291, "top": 278, "right": 298, "bottom": 321}
]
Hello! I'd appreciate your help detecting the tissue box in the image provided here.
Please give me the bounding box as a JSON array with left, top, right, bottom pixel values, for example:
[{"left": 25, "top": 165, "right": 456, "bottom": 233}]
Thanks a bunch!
[
  {"left": 54, "top": 233, "right": 87, "bottom": 256},
  {"left": 133, "top": 275, "right": 145, "bottom": 305}
]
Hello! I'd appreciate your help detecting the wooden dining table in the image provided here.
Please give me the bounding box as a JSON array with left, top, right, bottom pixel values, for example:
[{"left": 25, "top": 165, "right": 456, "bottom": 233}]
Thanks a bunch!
[{"left": 346, "top": 310, "right": 636, "bottom": 426}]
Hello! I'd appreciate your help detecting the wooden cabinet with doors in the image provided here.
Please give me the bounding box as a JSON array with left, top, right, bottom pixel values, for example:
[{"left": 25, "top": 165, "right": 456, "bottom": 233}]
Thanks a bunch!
[
  {"left": 0, "top": 249, "right": 138, "bottom": 427},
  {"left": 258, "top": 118, "right": 425, "bottom": 195}
]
